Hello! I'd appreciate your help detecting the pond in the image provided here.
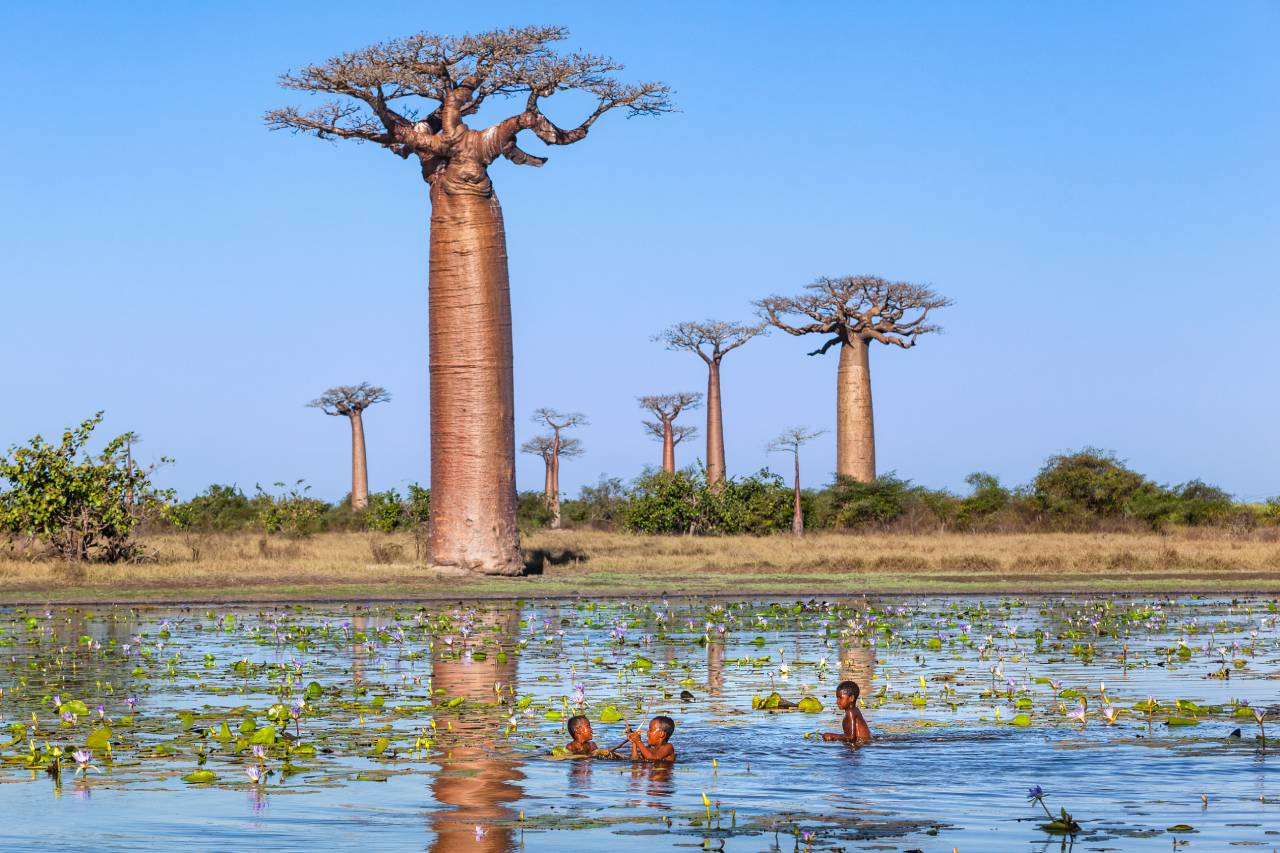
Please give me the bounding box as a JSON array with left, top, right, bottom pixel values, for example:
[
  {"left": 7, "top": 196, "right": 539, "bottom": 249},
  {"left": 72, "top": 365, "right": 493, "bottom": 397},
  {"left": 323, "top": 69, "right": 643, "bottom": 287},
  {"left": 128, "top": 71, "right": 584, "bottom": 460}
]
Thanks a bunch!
[{"left": 1, "top": 596, "right": 1278, "bottom": 851}]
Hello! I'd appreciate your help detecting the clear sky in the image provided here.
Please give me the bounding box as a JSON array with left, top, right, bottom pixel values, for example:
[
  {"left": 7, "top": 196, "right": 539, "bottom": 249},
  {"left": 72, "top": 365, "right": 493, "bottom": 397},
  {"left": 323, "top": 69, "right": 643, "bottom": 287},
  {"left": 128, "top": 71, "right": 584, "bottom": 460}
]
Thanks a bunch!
[{"left": 2, "top": 1, "right": 1277, "bottom": 503}]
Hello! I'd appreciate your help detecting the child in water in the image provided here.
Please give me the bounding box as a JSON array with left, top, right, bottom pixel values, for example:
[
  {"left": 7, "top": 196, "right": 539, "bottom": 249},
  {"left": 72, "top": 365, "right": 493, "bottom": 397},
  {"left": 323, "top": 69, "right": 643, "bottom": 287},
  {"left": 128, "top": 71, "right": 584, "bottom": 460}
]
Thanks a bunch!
[
  {"left": 625, "top": 715, "right": 676, "bottom": 762},
  {"left": 822, "top": 680, "right": 872, "bottom": 743},
  {"left": 564, "top": 715, "right": 598, "bottom": 755}
]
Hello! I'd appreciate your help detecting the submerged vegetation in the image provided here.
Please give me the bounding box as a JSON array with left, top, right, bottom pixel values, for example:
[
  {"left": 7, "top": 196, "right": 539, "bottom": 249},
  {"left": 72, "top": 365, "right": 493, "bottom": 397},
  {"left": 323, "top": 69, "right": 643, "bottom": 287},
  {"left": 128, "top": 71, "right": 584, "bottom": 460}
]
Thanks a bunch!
[{"left": 0, "top": 595, "right": 1277, "bottom": 849}]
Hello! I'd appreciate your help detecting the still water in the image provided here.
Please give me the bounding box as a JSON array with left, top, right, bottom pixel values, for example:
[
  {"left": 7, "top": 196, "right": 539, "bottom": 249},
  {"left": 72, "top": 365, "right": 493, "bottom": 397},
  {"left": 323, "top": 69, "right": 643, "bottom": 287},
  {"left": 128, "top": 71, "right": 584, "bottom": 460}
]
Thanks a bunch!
[{"left": 1, "top": 596, "right": 1277, "bottom": 851}]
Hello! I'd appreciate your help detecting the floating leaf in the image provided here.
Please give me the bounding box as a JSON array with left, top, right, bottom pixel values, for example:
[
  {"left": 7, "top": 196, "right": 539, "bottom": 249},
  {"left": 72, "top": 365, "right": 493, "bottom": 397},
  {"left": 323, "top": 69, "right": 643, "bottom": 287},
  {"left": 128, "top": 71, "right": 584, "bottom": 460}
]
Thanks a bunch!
[
  {"left": 182, "top": 770, "right": 217, "bottom": 783},
  {"left": 249, "top": 725, "right": 277, "bottom": 745},
  {"left": 797, "top": 697, "right": 823, "bottom": 713},
  {"left": 85, "top": 727, "right": 112, "bottom": 750},
  {"left": 1010, "top": 714, "right": 1032, "bottom": 727},
  {"left": 598, "top": 706, "right": 624, "bottom": 723}
]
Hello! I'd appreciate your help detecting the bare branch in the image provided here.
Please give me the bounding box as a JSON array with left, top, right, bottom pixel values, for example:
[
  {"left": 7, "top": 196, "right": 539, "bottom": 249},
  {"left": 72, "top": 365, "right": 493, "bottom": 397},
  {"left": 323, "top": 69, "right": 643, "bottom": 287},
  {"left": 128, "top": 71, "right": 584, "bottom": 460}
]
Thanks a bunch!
[
  {"left": 644, "top": 421, "right": 698, "bottom": 445},
  {"left": 757, "top": 275, "right": 952, "bottom": 352},
  {"left": 766, "top": 426, "right": 825, "bottom": 454},
  {"left": 531, "top": 408, "right": 589, "bottom": 432},
  {"left": 307, "top": 383, "right": 391, "bottom": 417},
  {"left": 637, "top": 392, "right": 703, "bottom": 423},
  {"left": 654, "top": 319, "right": 766, "bottom": 364}
]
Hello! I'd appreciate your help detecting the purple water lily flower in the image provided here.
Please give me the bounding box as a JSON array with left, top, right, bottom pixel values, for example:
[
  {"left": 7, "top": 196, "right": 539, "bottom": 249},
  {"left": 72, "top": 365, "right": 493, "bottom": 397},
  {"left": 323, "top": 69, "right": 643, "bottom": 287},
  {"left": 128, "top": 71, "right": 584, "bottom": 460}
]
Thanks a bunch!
[
  {"left": 124, "top": 696, "right": 137, "bottom": 712},
  {"left": 245, "top": 766, "right": 262, "bottom": 784},
  {"left": 1027, "top": 785, "right": 1044, "bottom": 802}
]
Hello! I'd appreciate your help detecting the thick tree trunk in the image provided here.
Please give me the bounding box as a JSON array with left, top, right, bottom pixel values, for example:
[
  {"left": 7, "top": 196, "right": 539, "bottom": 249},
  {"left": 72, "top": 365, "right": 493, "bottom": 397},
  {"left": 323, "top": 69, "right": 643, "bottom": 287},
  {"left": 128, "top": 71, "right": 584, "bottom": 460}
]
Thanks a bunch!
[
  {"left": 705, "top": 360, "right": 725, "bottom": 485},
  {"left": 836, "top": 337, "right": 876, "bottom": 482},
  {"left": 350, "top": 411, "right": 370, "bottom": 510},
  {"left": 792, "top": 451, "right": 804, "bottom": 535},
  {"left": 426, "top": 183, "right": 522, "bottom": 575},
  {"left": 661, "top": 418, "right": 676, "bottom": 473}
]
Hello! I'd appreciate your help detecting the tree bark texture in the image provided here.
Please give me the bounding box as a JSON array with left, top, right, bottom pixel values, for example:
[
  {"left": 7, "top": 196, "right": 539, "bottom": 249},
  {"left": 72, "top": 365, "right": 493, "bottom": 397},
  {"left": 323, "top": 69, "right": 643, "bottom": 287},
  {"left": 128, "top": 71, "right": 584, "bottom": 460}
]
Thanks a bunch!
[
  {"left": 350, "top": 411, "right": 370, "bottom": 510},
  {"left": 427, "top": 182, "right": 522, "bottom": 575},
  {"left": 661, "top": 417, "right": 675, "bottom": 473},
  {"left": 549, "top": 434, "right": 562, "bottom": 530},
  {"left": 836, "top": 337, "right": 876, "bottom": 482},
  {"left": 705, "top": 360, "right": 725, "bottom": 485}
]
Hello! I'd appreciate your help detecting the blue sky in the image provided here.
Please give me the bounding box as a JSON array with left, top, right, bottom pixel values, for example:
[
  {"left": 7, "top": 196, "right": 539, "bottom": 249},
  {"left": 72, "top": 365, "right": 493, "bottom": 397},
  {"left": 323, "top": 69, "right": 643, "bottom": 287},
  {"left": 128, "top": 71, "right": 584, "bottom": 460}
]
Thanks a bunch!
[{"left": 2, "top": 1, "right": 1277, "bottom": 502}]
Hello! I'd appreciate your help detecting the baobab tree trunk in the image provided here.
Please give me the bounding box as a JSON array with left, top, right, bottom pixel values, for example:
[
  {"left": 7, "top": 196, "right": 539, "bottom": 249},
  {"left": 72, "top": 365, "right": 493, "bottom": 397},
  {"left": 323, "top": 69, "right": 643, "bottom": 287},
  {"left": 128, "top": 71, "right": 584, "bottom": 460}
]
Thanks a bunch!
[
  {"left": 662, "top": 418, "right": 676, "bottom": 473},
  {"left": 705, "top": 360, "right": 725, "bottom": 485},
  {"left": 427, "top": 183, "right": 522, "bottom": 575},
  {"left": 792, "top": 451, "right": 804, "bottom": 535},
  {"left": 836, "top": 337, "right": 876, "bottom": 482},
  {"left": 350, "top": 410, "right": 370, "bottom": 510},
  {"left": 549, "top": 444, "right": 562, "bottom": 530}
]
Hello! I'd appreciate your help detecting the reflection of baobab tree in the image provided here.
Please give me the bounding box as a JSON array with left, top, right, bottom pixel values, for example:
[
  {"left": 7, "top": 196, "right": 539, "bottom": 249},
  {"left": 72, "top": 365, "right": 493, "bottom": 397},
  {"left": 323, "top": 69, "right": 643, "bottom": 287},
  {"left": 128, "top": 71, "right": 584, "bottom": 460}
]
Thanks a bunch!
[
  {"left": 428, "top": 608, "right": 523, "bottom": 853},
  {"left": 707, "top": 639, "right": 725, "bottom": 698},
  {"left": 839, "top": 635, "right": 876, "bottom": 695}
]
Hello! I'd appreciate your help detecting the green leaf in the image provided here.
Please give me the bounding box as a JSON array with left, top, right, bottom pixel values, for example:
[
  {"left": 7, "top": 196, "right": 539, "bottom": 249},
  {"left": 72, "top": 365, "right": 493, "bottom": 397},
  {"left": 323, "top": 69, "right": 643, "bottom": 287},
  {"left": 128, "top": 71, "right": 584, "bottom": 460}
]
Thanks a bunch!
[
  {"left": 1010, "top": 714, "right": 1032, "bottom": 727},
  {"left": 182, "top": 770, "right": 218, "bottom": 783},
  {"left": 370, "top": 736, "right": 389, "bottom": 756},
  {"left": 249, "top": 725, "right": 277, "bottom": 745},
  {"left": 797, "top": 697, "right": 823, "bottom": 713},
  {"left": 85, "top": 727, "right": 112, "bottom": 750},
  {"left": 598, "top": 706, "right": 624, "bottom": 723}
]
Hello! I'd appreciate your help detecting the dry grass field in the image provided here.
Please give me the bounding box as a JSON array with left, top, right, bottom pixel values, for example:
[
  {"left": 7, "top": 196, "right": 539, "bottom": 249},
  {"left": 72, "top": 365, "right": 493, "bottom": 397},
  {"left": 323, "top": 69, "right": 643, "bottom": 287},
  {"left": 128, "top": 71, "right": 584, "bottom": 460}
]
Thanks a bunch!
[{"left": 2, "top": 528, "right": 1280, "bottom": 604}]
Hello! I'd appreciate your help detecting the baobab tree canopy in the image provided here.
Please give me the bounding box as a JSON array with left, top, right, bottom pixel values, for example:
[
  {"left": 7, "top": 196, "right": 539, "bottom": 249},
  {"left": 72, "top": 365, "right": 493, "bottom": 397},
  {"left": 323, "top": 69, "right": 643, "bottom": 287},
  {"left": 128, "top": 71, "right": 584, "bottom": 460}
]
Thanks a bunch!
[
  {"left": 307, "top": 384, "right": 391, "bottom": 416},
  {"left": 639, "top": 392, "right": 702, "bottom": 473},
  {"left": 758, "top": 276, "right": 952, "bottom": 483},
  {"left": 268, "top": 27, "right": 671, "bottom": 575},
  {"left": 757, "top": 276, "right": 951, "bottom": 353},
  {"left": 265, "top": 26, "right": 673, "bottom": 187}
]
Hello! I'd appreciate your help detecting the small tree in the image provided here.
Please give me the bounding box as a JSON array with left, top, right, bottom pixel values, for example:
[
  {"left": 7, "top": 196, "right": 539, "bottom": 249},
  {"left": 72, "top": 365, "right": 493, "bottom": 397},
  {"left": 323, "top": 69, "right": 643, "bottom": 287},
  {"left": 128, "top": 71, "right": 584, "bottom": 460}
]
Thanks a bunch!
[
  {"left": 528, "top": 408, "right": 587, "bottom": 528},
  {"left": 639, "top": 392, "right": 702, "bottom": 473},
  {"left": 758, "top": 276, "right": 951, "bottom": 482},
  {"left": 655, "top": 321, "right": 764, "bottom": 485},
  {"left": 520, "top": 431, "right": 584, "bottom": 529},
  {"left": 767, "top": 427, "right": 824, "bottom": 535},
  {"left": 307, "top": 383, "right": 390, "bottom": 511},
  {"left": 0, "top": 413, "right": 172, "bottom": 562}
]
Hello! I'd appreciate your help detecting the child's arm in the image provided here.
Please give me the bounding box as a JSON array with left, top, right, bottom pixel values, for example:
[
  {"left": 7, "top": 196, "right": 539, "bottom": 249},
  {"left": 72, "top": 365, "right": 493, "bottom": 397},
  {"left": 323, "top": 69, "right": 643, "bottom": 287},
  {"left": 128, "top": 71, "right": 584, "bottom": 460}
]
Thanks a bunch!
[{"left": 853, "top": 708, "right": 872, "bottom": 742}]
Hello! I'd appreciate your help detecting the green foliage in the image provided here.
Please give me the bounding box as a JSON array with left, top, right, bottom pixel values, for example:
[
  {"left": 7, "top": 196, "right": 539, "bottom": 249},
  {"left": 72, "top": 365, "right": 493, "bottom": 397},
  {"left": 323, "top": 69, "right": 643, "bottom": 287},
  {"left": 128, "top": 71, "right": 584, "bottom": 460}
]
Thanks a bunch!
[
  {"left": 517, "top": 491, "right": 554, "bottom": 530},
  {"left": 1032, "top": 448, "right": 1154, "bottom": 520},
  {"left": 255, "top": 480, "right": 326, "bottom": 537},
  {"left": 562, "top": 476, "right": 627, "bottom": 529},
  {"left": 621, "top": 467, "right": 792, "bottom": 535},
  {"left": 405, "top": 483, "right": 431, "bottom": 525},
  {"left": 168, "top": 484, "right": 256, "bottom": 532},
  {"left": 365, "top": 489, "right": 403, "bottom": 532},
  {"left": 827, "top": 473, "right": 916, "bottom": 528},
  {"left": 0, "top": 413, "right": 172, "bottom": 562},
  {"left": 962, "top": 472, "right": 1011, "bottom": 518},
  {"left": 1126, "top": 479, "right": 1234, "bottom": 529}
]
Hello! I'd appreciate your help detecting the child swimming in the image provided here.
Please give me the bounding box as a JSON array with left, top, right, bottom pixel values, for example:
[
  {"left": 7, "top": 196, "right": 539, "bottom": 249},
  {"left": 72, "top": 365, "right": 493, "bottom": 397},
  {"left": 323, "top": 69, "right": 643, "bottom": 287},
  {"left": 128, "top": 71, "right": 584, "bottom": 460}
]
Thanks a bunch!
[
  {"left": 564, "top": 714, "right": 598, "bottom": 755},
  {"left": 624, "top": 715, "right": 676, "bottom": 762},
  {"left": 822, "top": 680, "right": 872, "bottom": 743}
]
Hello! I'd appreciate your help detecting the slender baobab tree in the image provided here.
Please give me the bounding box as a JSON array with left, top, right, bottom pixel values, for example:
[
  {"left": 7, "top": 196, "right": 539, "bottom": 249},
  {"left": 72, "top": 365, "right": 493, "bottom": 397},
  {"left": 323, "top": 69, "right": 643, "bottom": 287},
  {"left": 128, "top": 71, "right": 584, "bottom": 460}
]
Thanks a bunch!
[
  {"left": 655, "top": 320, "right": 764, "bottom": 485},
  {"left": 758, "top": 276, "right": 951, "bottom": 482},
  {"left": 268, "top": 27, "right": 672, "bottom": 575},
  {"left": 526, "top": 408, "right": 586, "bottom": 528},
  {"left": 520, "top": 433, "right": 583, "bottom": 528},
  {"left": 308, "top": 383, "right": 391, "bottom": 510},
  {"left": 638, "top": 392, "right": 702, "bottom": 473},
  {"left": 767, "top": 427, "right": 825, "bottom": 535}
]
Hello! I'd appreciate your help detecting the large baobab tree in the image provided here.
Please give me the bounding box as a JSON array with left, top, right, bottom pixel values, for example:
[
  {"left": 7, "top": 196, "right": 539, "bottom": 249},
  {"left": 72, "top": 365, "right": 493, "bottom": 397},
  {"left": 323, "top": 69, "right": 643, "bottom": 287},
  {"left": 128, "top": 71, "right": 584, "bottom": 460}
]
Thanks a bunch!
[
  {"left": 767, "top": 427, "right": 824, "bottom": 535},
  {"left": 268, "top": 27, "right": 672, "bottom": 575},
  {"left": 758, "top": 276, "right": 951, "bottom": 482},
  {"left": 655, "top": 320, "right": 763, "bottom": 485},
  {"left": 522, "top": 408, "right": 586, "bottom": 528},
  {"left": 308, "top": 383, "right": 391, "bottom": 510},
  {"left": 638, "top": 393, "right": 702, "bottom": 473}
]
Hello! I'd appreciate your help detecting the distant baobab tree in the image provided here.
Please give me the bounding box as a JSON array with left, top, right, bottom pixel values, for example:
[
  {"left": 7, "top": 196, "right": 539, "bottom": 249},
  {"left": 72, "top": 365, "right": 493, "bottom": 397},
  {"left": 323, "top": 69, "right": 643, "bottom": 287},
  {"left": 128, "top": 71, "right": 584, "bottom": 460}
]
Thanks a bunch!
[
  {"left": 758, "top": 276, "right": 951, "bottom": 482},
  {"left": 526, "top": 408, "right": 587, "bottom": 528},
  {"left": 767, "top": 427, "right": 825, "bottom": 535},
  {"left": 521, "top": 434, "right": 583, "bottom": 529},
  {"left": 639, "top": 393, "right": 702, "bottom": 473},
  {"left": 655, "top": 320, "right": 764, "bottom": 485},
  {"left": 267, "top": 27, "right": 672, "bottom": 575},
  {"left": 307, "top": 383, "right": 391, "bottom": 510}
]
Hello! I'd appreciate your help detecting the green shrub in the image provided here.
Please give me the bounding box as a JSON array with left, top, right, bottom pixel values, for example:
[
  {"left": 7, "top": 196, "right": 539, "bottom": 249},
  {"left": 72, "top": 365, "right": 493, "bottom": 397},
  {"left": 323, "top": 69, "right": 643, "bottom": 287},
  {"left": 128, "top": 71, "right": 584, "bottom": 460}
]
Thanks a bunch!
[
  {"left": 1032, "top": 448, "right": 1155, "bottom": 520},
  {"left": 255, "top": 480, "right": 326, "bottom": 536},
  {"left": 827, "top": 474, "right": 915, "bottom": 528},
  {"left": 406, "top": 483, "right": 431, "bottom": 525},
  {"left": 622, "top": 469, "right": 700, "bottom": 534},
  {"left": 171, "top": 484, "right": 257, "bottom": 532},
  {"left": 365, "top": 489, "right": 404, "bottom": 532},
  {"left": 517, "top": 491, "right": 553, "bottom": 530},
  {"left": 0, "top": 413, "right": 172, "bottom": 562},
  {"left": 563, "top": 476, "right": 627, "bottom": 529}
]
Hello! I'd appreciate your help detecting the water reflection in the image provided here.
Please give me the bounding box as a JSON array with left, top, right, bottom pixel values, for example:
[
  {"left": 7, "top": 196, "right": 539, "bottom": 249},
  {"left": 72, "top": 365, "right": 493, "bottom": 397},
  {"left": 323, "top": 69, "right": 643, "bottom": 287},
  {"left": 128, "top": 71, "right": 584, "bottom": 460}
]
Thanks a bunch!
[{"left": 428, "top": 609, "right": 523, "bottom": 853}]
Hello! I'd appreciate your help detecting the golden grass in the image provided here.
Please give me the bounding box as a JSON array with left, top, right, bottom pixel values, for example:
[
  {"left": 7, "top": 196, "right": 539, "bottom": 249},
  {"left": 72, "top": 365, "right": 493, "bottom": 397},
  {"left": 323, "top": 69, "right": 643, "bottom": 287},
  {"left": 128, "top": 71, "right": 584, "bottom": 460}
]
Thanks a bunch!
[{"left": 2, "top": 529, "right": 1279, "bottom": 603}]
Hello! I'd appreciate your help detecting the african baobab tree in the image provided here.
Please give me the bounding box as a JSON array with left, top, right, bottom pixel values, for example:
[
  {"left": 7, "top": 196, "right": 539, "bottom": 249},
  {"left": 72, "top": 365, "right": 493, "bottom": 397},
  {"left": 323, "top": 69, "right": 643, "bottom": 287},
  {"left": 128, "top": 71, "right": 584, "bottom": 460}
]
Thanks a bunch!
[
  {"left": 758, "top": 276, "right": 951, "bottom": 482},
  {"left": 307, "top": 383, "right": 391, "bottom": 510},
  {"left": 767, "top": 427, "right": 825, "bottom": 535},
  {"left": 268, "top": 27, "right": 672, "bottom": 575},
  {"left": 522, "top": 408, "right": 586, "bottom": 528},
  {"left": 638, "top": 393, "right": 702, "bottom": 473},
  {"left": 655, "top": 320, "right": 764, "bottom": 485}
]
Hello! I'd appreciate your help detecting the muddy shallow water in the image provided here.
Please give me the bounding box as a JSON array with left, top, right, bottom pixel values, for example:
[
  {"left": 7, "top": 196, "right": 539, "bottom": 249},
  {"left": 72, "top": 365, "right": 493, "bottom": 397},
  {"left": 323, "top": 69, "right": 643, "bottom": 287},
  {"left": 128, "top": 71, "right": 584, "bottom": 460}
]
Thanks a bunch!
[{"left": 1, "top": 595, "right": 1277, "bottom": 851}]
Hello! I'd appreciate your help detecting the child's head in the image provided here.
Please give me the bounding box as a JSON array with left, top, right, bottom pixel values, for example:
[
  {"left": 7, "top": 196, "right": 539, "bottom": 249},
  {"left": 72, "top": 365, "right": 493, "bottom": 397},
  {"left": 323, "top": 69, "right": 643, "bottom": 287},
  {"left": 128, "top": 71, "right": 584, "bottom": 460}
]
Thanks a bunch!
[
  {"left": 835, "top": 680, "right": 861, "bottom": 710},
  {"left": 567, "top": 715, "right": 593, "bottom": 742},
  {"left": 647, "top": 715, "right": 675, "bottom": 744}
]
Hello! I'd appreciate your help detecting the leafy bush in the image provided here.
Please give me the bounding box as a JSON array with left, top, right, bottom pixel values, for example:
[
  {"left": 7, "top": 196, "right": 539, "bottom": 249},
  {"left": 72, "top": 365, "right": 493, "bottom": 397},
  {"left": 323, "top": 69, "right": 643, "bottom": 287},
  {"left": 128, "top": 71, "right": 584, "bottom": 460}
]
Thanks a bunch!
[
  {"left": 517, "top": 491, "right": 553, "bottom": 530},
  {"left": 621, "top": 469, "right": 700, "bottom": 534},
  {"left": 826, "top": 474, "right": 915, "bottom": 529},
  {"left": 0, "top": 413, "right": 172, "bottom": 562},
  {"left": 1125, "top": 480, "right": 1234, "bottom": 529},
  {"left": 365, "top": 489, "right": 404, "bottom": 532},
  {"left": 406, "top": 483, "right": 431, "bottom": 525},
  {"left": 562, "top": 477, "right": 627, "bottom": 529},
  {"left": 1032, "top": 449, "right": 1155, "bottom": 520},
  {"left": 620, "top": 467, "right": 793, "bottom": 535},
  {"left": 171, "top": 484, "right": 257, "bottom": 532},
  {"left": 255, "top": 480, "right": 326, "bottom": 536}
]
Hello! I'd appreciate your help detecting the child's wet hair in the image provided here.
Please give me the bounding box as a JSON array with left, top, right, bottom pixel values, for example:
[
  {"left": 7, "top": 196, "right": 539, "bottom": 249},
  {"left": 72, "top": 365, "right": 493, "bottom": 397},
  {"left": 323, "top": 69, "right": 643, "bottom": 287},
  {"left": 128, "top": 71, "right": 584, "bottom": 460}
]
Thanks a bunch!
[
  {"left": 836, "top": 680, "right": 861, "bottom": 700},
  {"left": 567, "top": 714, "right": 589, "bottom": 737},
  {"left": 651, "top": 715, "right": 675, "bottom": 737}
]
